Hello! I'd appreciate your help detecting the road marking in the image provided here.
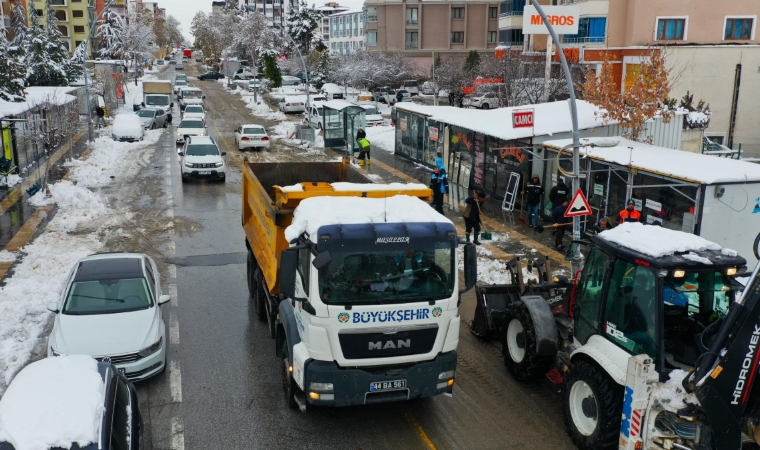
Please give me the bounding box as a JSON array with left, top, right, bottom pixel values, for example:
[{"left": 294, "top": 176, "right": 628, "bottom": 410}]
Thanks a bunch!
[
  {"left": 168, "top": 264, "right": 177, "bottom": 279},
  {"left": 167, "top": 208, "right": 174, "bottom": 219},
  {"left": 169, "top": 312, "right": 180, "bottom": 345},
  {"left": 169, "top": 360, "right": 182, "bottom": 403},
  {"left": 167, "top": 240, "right": 176, "bottom": 254},
  {"left": 405, "top": 411, "right": 437, "bottom": 450},
  {"left": 169, "top": 284, "right": 178, "bottom": 307},
  {"left": 171, "top": 417, "right": 185, "bottom": 450}
]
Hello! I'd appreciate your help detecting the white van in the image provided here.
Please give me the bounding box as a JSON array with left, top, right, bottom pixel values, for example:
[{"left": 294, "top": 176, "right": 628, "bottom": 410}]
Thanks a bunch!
[
  {"left": 305, "top": 102, "right": 325, "bottom": 129},
  {"left": 402, "top": 80, "right": 419, "bottom": 96}
]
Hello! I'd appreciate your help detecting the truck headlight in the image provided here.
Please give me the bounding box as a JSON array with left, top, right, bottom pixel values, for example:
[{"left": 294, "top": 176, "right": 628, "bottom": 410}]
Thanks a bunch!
[
  {"left": 309, "top": 382, "right": 333, "bottom": 392},
  {"left": 138, "top": 336, "right": 162, "bottom": 358}
]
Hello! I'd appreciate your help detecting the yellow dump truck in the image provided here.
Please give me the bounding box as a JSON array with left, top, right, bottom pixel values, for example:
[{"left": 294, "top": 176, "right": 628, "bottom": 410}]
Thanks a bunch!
[{"left": 242, "top": 157, "right": 477, "bottom": 410}]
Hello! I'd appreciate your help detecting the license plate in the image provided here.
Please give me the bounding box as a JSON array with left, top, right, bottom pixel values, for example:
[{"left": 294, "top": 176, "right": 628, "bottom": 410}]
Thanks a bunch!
[
  {"left": 370, "top": 379, "right": 406, "bottom": 392},
  {"left": 198, "top": 170, "right": 211, "bottom": 175}
]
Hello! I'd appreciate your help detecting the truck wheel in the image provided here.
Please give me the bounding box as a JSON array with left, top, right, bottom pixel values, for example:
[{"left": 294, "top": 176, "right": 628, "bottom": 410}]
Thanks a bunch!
[
  {"left": 563, "top": 360, "right": 622, "bottom": 450},
  {"left": 502, "top": 300, "right": 553, "bottom": 381},
  {"left": 281, "top": 341, "right": 299, "bottom": 410}
]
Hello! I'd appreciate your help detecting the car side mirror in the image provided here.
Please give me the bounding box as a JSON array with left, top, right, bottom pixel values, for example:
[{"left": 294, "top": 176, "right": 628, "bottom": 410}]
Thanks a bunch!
[
  {"left": 221, "top": 152, "right": 227, "bottom": 156},
  {"left": 460, "top": 243, "right": 477, "bottom": 294},
  {"left": 141, "top": 102, "right": 145, "bottom": 107},
  {"left": 202, "top": 95, "right": 206, "bottom": 99},
  {"left": 177, "top": 151, "right": 184, "bottom": 156},
  {"left": 46, "top": 302, "right": 59, "bottom": 313},
  {"left": 280, "top": 248, "right": 299, "bottom": 300},
  {"left": 158, "top": 294, "right": 171, "bottom": 305},
  {"left": 312, "top": 251, "right": 332, "bottom": 270}
]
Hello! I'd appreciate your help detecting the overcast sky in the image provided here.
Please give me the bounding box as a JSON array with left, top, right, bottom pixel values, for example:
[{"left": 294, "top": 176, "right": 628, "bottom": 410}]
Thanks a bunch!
[{"left": 161, "top": 0, "right": 366, "bottom": 42}]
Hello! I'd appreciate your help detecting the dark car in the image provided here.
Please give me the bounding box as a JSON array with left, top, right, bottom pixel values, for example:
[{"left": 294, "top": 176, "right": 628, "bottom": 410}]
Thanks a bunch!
[
  {"left": 0, "top": 356, "right": 144, "bottom": 450},
  {"left": 198, "top": 71, "right": 224, "bottom": 80}
]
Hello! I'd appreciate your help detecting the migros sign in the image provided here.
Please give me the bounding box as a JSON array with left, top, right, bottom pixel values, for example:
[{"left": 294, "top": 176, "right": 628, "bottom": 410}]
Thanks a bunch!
[
  {"left": 522, "top": 5, "right": 580, "bottom": 35},
  {"left": 530, "top": 14, "right": 575, "bottom": 27}
]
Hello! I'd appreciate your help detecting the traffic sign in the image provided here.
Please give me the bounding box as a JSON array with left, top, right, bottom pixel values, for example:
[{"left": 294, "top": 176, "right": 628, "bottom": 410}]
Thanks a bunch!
[{"left": 565, "top": 189, "right": 592, "bottom": 217}]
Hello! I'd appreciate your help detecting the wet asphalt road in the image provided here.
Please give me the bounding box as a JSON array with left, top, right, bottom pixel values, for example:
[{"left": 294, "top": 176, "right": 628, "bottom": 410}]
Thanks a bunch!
[{"left": 125, "top": 62, "right": 577, "bottom": 450}]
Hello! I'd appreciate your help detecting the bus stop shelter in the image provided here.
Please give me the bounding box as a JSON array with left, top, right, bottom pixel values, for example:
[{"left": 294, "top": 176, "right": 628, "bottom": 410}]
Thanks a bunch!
[{"left": 323, "top": 100, "right": 365, "bottom": 155}]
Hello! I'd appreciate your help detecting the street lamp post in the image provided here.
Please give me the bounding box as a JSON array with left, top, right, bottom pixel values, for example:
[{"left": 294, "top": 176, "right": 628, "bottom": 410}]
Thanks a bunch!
[{"left": 84, "top": 0, "right": 115, "bottom": 142}]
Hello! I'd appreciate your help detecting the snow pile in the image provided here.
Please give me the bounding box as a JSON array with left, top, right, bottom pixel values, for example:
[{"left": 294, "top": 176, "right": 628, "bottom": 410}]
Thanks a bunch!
[
  {"left": 281, "top": 184, "right": 304, "bottom": 192},
  {"left": 29, "top": 181, "right": 110, "bottom": 233},
  {"left": 365, "top": 125, "right": 396, "bottom": 153},
  {"left": 0, "top": 355, "right": 105, "bottom": 450},
  {"left": 0, "top": 174, "right": 22, "bottom": 188},
  {"left": 66, "top": 131, "right": 162, "bottom": 187},
  {"left": 685, "top": 111, "right": 710, "bottom": 129},
  {"left": 599, "top": 222, "right": 721, "bottom": 258},
  {"left": 239, "top": 93, "right": 287, "bottom": 121},
  {"left": 330, "top": 182, "right": 427, "bottom": 192},
  {"left": 650, "top": 369, "right": 698, "bottom": 410},
  {"left": 112, "top": 113, "right": 143, "bottom": 139},
  {"left": 456, "top": 245, "right": 512, "bottom": 285},
  {"left": 721, "top": 248, "right": 739, "bottom": 257},
  {"left": 271, "top": 121, "right": 302, "bottom": 140},
  {"left": 682, "top": 252, "right": 713, "bottom": 265},
  {"left": 285, "top": 195, "right": 452, "bottom": 242},
  {"left": 0, "top": 251, "right": 17, "bottom": 263}
]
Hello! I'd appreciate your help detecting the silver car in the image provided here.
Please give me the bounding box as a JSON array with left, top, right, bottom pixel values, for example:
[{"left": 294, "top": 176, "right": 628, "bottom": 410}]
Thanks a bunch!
[{"left": 136, "top": 108, "right": 169, "bottom": 130}]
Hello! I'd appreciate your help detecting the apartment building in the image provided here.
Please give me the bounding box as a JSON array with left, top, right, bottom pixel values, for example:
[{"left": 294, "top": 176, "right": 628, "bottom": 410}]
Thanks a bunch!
[
  {"left": 552, "top": 0, "right": 760, "bottom": 156},
  {"left": 316, "top": 2, "right": 349, "bottom": 41},
  {"left": 240, "top": 0, "right": 298, "bottom": 26},
  {"left": 364, "top": 0, "right": 501, "bottom": 70},
  {"left": 328, "top": 9, "right": 365, "bottom": 55},
  {"left": 28, "top": 0, "right": 98, "bottom": 56}
]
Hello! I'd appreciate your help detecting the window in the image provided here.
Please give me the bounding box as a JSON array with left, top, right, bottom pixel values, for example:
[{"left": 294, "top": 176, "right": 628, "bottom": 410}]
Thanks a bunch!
[
  {"left": 367, "top": 30, "right": 377, "bottom": 46},
  {"left": 366, "top": 7, "right": 377, "bottom": 22},
  {"left": 405, "top": 31, "right": 418, "bottom": 49},
  {"left": 563, "top": 16, "right": 606, "bottom": 43},
  {"left": 50, "top": 0, "right": 66, "bottom": 5},
  {"left": 35, "top": 9, "right": 43, "bottom": 16},
  {"left": 499, "top": 28, "right": 524, "bottom": 45},
  {"left": 487, "top": 31, "right": 497, "bottom": 43},
  {"left": 75, "top": 40, "right": 83, "bottom": 48},
  {"left": 298, "top": 248, "right": 310, "bottom": 295},
  {"left": 73, "top": 10, "right": 84, "bottom": 18},
  {"left": 55, "top": 10, "right": 67, "bottom": 21},
  {"left": 451, "top": 31, "right": 464, "bottom": 43},
  {"left": 656, "top": 18, "right": 686, "bottom": 40},
  {"left": 603, "top": 260, "right": 658, "bottom": 358},
  {"left": 489, "top": 7, "right": 498, "bottom": 19},
  {"left": 58, "top": 25, "right": 68, "bottom": 36},
  {"left": 725, "top": 18, "right": 753, "bottom": 40},
  {"left": 500, "top": 0, "right": 526, "bottom": 16},
  {"left": 452, "top": 7, "right": 464, "bottom": 19},
  {"left": 74, "top": 25, "right": 85, "bottom": 33},
  {"left": 406, "top": 8, "right": 418, "bottom": 25}
]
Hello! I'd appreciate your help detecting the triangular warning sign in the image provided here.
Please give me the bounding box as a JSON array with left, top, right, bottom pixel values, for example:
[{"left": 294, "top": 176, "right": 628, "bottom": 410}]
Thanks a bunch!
[{"left": 565, "top": 189, "right": 592, "bottom": 217}]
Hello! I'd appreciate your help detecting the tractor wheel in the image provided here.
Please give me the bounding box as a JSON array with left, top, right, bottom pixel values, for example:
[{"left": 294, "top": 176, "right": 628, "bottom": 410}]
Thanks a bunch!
[
  {"left": 281, "top": 340, "right": 299, "bottom": 410},
  {"left": 563, "top": 360, "right": 623, "bottom": 450},
  {"left": 501, "top": 300, "right": 553, "bottom": 381}
]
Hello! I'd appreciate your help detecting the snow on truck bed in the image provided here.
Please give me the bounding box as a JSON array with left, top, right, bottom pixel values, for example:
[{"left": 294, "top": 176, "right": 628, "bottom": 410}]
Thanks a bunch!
[
  {"left": 599, "top": 222, "right": 724, "bottom": 258},
  {"left": 0, "top": 356, "right": 105, "bottom": 450},
  {"left": 279, "top": 182, "right": 428, "bottom": 193},
  {"left": 285, "top": 195, "right": 451, "bottom": 242}
]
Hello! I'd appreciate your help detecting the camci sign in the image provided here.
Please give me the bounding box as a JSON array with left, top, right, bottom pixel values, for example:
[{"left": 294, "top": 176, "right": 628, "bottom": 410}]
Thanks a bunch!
[{"left": 512, "top": 110, "right": 534, "bottom": 128}]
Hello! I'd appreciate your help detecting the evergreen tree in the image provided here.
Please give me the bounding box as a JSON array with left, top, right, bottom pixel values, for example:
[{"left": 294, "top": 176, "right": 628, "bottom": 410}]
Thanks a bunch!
[
  {"left": 45, "top": 0, "right": 75, "bottom": 80},
  {"left": 98, "top": 6, "right": 125, "bottom": 59},
  {"left": 0, "top": 33, "right": 26, "bottom": 101},
  {"left": 25, "top": 2, "right": 68, "bottom": 86},
  {"left": 262, "top": 53, "right": 282, "bottom": 88},
  {"left": 463, "top": 50, "right": 481, "bottom": 75},
  {"left": 11, "top": 0, "right": 29, "bottom": 47},
  {"left": 285, "top": 1, "right": 326, "bottom": 55},
  {"left": 68, "top": 41, "right": 87, "bottom": 79}
]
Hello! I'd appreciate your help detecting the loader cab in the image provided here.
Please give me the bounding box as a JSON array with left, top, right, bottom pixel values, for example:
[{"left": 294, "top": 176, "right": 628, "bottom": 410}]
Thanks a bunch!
[{"left": 571, "top": 234, "right": 746, "bottom": 376}]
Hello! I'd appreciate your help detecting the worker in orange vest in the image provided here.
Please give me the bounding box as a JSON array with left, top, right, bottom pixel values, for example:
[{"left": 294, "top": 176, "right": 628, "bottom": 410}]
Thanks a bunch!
[{"left": 619, "top": 199, "right": 642, "bottom": 224}]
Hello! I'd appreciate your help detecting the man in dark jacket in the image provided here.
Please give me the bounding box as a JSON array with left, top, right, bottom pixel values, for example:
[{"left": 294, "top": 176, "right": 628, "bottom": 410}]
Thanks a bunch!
[
  {"left": 356, "top": 127, "right": 366, "bottom": 140},
  {"left": 552, "top": 200, "right": 569, "bottom": 250},
  {"left": 430, "top": 166, "right": 449, "bottom": 215},
  {"left": 522, "top": 174, "right": 544, "bottom": 228},
  {"left": 549, "top": 178, "right": 569, "bottom": 207},
  {"left": 95, "top": 106, "right": 106, "bottom": 129},
  {"left": 464, "top": 191, "right": 485, "bottom": 245}
]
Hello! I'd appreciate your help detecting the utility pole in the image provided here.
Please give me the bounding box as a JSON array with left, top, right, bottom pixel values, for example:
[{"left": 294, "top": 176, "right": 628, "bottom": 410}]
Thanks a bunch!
[{"left": 84, "top": 0, "right": 116, "bottom": 142}]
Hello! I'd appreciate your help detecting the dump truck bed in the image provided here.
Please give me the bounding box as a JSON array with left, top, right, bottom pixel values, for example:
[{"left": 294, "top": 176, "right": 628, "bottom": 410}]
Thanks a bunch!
[{"left": 242, "top": 158, "right": 432, "bottom": 295}]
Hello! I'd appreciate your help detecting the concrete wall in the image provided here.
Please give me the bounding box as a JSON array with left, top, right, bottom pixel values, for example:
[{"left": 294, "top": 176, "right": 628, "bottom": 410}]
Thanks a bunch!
[{"left": 421, "top": 4, "right": 450, "bottom": 49}]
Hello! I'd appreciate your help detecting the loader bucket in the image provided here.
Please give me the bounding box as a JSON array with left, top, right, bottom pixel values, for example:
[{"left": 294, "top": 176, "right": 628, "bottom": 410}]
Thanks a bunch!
[{"left": 471, "top": 285, "right": 523, "bottom": 339}]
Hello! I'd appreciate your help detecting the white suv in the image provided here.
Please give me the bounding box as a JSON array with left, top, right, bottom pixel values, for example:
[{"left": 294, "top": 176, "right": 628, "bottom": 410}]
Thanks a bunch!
[{"left": 179, "top": 136, "right": 227, "bottom": 183}]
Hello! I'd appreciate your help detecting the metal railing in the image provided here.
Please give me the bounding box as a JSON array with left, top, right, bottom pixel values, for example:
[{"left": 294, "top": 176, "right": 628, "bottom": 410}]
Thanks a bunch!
[
  {"left": 406, "top": 18, "right": 418, "bottom": 25},
  {"left": 498, "top": 40, "right": 525, "bottom": 47},
  {"left": 561, "top": 0, "right": 596, "bottom": 4},
  {"left": 562, "top": 36, "right": 605, "bottom": 44},
  {"left": 500, "top": 11, "right": 523, "bottom": 18}
]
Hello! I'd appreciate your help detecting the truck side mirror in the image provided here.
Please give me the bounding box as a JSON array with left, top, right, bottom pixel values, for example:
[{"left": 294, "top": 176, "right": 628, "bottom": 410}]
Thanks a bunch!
[
  {"left": 312, "top": 251, "right": 332, "bottom": 270},
  {"left": 280, "top": 248, "right": 299, "bottom": 300},
  {"left": 460, "top": 243, "right": 477, "bottom": 294}
]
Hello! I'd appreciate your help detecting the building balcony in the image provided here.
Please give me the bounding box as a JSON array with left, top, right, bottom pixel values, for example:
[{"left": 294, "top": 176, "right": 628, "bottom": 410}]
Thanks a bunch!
[
  {"left": 562, "top": 36, "right": 605, "bottom": 44},
  {"left": 499, "top": 11, "right": 522, "bottom": 18},
  {"left": 499, "top": 15, "right": 523, "bottom": 30},
  {"left": 498, "top": 40, "right": 524, "bottom": 47}
]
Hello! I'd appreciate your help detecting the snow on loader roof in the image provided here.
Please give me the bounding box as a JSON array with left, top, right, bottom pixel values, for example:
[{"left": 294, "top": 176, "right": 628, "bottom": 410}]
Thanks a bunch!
[{"left": 598, "top": 222, "right": 734, "bottom": 259}]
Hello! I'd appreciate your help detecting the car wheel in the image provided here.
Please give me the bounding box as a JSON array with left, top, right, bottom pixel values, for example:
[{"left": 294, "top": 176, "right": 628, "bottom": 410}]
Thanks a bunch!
[
  {"left": 163, "top": 120, "right": 168, "bottom": 129},
  {"left": 181, "top": 175, "right": 188, "bottom": 183},
  {"left": 563, "top": 360, "right": 623, "bottom": 450},
  {"left": 482, "top": 103, "right": 490, "bottom": 110},
  {"left": 281, "top": 341, "right": 299, "bottom": 410},
  {"left": 151, "top": 123, "right": 156, "bottom": 130}
]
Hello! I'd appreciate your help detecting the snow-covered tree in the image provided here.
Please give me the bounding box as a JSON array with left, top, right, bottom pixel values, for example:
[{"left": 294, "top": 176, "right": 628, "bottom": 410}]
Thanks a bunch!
[
  {"left": 120, "top": 10, "right": 157, "bottom": 67},
  {"left": 285, "top": 1, "right": 326, "bottom": 55},
  {"left": 232, "top": 12, "right": 286, "bottom": 75},
  {"left": 67, "top": 40, "right": 87, "bottom": 79},
  {"left": 25, "top": 1, "right": 68, "bottom": 86},
  {"left": 97, "top": 7, "right": 125, "bottom": 59},
  {"left": 11, "top": 0, "right": 29, "bottom": 48},
  {"left": 328, "top": 52, "right": 413, "bottom": 91},
  {"left": 44, "top": 0, "right": 76, "bottom": 77},
  {"left": 0, "top": 33, "right": 26, "bottom": 101}
]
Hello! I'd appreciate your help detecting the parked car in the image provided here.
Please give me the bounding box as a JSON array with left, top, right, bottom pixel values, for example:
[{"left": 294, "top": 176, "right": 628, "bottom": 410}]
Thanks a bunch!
[
  {"left": 279, "top": 95, "right": 306, "bottom": 113},
  {"left": 281, "top": 75, "right": 301, "bottom": 86},
  {"left": 46, "top": 252, "right": 171, "bottom": 381},
  {"left": 156, "top": 59, "right": 165, "bottom": 66},
  {"left": 468, "top": 92, "right": 499, "bottom": 109},
  {"left": 389, "top": 89, "right": 411, "bottom": 105},
  {"left": 360, "top": 104, "right": 383, "bottom": 127},
  {"left": 234, "top": 68, "right": 257, "bottom": 80},
  {"left": 234, "top": 124, "right": 271, "bottom": 151},
  {"left": 164, "top": 55, "right": 171, "bottom": 61},
  {"left": 0, "top": 355, "right": 145, "bottom": 450},
  {"left": 179, "top": 136, "right": 227, "bottom": 183},
  {"left": 402, "top": 79, "right": 419, "bottom": 95},
  {"left": 198, "top": 71, "right": 224, "bottom": 80},
  {"left": 374, "top": 87, "right": 389, "bottom": 103},
  {"left": 182, "top": 105, "right": 206, "bottom": 121},
  {"left": 111, "top": 113, "right": 144, "bottom": 142},
  {"left": 420, "top": 81, "right": 438, "bottom": 95},
  {"left": 321, "top": 83, "right": 344, "bottom": 100},
  {"left": 136, "top": 108, "right": 169, "bottom": 129},
  {"left": 176, "top": 61, "right": 184, "bottom": 70},
  {"left": 175, "top": 117, "right": 207, "bottom": 144},
  {"left": 248, "top": 79, "right": 262, "bottom": 91}
]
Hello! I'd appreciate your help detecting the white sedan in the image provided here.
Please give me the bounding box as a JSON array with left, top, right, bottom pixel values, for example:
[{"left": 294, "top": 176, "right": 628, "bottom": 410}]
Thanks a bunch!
[
  {"left": 279, "top": 95, "right": 306, "bottom": 113},
  {"left": 176, "top": 117, "right": 207, "bottom": 144},
  {"left": 234, "top": 124, "right": 270, "bottom": 151},
  {"left": 46, "top": 253, "right": 170, "bottom": 381},
  {"left": 182, "top": 105, "right": 206, "bottom": 121}
]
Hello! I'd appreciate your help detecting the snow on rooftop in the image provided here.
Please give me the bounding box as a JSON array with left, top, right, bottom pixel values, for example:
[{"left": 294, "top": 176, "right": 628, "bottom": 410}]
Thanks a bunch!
[
  {"left": 0, "top": 87, "right": 77, "bottom": 117},
  {"left": 599, "top": 222, "right": 721, "bottom": 258},
  {"left": 0, "top": 355, "right": 105, "bottom": 450},
  {"left": 542, "top": 136, "right": 760, "bottom": 184},
  {"left": 327, "top": 8, "right": 363, "bottom": 16},
  {"left": 394, "top": 100, "right": 609, "bottom": 142},
  {"left": 285, "top": 195, "right": 452, "bottom": 242}
]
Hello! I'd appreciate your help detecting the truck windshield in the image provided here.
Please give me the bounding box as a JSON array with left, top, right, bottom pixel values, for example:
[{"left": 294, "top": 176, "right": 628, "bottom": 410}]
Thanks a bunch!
[
  {"left": 318, "top": 244, "right": 455, "bottom": 305},
  {"left": 145, "top": 95, "right": 169, "bottom": 106},
  {"left": 183, "top": 91, "right": 203, "bottom": 98}
]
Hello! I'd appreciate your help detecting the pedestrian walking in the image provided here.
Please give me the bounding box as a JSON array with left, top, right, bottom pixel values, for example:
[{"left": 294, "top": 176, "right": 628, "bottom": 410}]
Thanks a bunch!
[
  {"left": 464, "top": 191, "right": 486, "bottom": 245},
  {"left": 95, "top": 106, "right": 106, "bottom": 129},
  {"left": 430, "top": 166, "right": 449, "bottom": 215},
  {"left": 357, "top": 137, "right": 371, "bottom": 166},
  {"left": 619, "top": 199, "right": 642, "bottom": 224},
  {"left": 552, "top": 200, "right": 569, "bottom": 250},
  {"left": 522, "top": 174, "right": 544, "bottom": 228}
]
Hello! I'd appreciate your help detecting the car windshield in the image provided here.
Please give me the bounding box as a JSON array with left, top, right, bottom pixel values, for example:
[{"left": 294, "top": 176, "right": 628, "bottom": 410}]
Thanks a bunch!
[
  {"left": 185, "top": 106, "right": 203, "bottom": 114},
  {"left": 63, "top": 278, "right": 153, "bottom": 315},
  {"left": 183, "top": 91, "right": 203, "bottom": 98},
  {"left": 179, "top": 120, "right": 204, "bottom": 128},
  {"left": 363, "top": 107, "right": 378, "bottom": 115},
  {"left": 318, "top": 243, "right": 455, "bottom": 305},
  {"left": 136, "top": 110, "right": 156, "bottom": 118},
  {"left": 185, "top": 144, "right": 218, "bottom": 156},
  {"left": 176, "top": 81, "right": 187, "bottom": 86},
  {"left": 145, "top": 96, "right": 169, "bottom": 106},
  {"left": 243, "top": 127, "right": 265, "bottom": 135}
]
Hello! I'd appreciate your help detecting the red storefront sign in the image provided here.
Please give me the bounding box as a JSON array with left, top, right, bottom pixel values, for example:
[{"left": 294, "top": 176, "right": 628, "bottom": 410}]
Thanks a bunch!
[{"left": 512, "top": 110, "right": 534, "bottom": 128}]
